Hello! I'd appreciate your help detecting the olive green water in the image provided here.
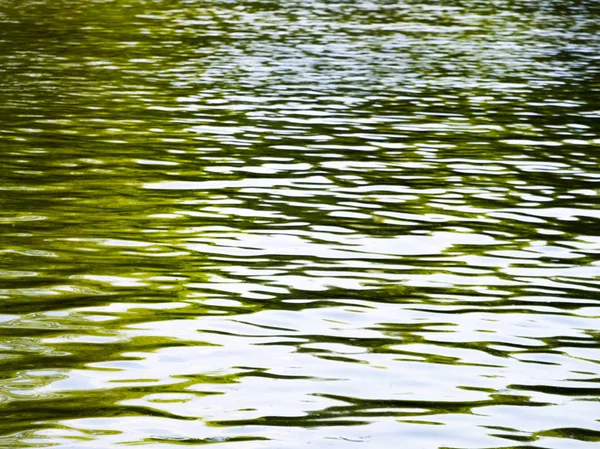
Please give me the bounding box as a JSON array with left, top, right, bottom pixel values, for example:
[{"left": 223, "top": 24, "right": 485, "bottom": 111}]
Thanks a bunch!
[{"left": 1, "top": 0, "right": 600, "bottom": 447}]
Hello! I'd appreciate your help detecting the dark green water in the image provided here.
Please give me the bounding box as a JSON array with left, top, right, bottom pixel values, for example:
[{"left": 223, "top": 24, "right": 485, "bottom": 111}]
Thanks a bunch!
[{"left": 1, "top": 0, "right": 599, "bottom": 447}]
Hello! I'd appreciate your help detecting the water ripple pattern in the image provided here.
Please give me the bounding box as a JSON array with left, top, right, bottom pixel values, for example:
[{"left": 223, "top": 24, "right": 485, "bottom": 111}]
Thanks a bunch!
[{"left": 0, "top": 0, "right": 599, "bottom": 448}]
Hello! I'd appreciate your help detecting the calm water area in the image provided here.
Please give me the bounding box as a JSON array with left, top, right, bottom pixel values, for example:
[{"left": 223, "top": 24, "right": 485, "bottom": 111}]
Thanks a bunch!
[{"left": 1, "top": 0, "right": 599, "bottom": 448}]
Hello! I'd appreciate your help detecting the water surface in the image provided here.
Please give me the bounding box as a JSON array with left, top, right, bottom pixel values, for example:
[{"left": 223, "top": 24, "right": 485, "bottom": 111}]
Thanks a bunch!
[{"left": 1, "top": 0, "right": 599, "bottom": 448}]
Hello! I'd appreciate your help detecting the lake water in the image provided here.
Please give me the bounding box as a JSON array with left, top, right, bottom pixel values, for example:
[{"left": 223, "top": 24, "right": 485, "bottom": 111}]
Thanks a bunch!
[{"left": 1, "top": 0, "right": 599, "bottom": 448}]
